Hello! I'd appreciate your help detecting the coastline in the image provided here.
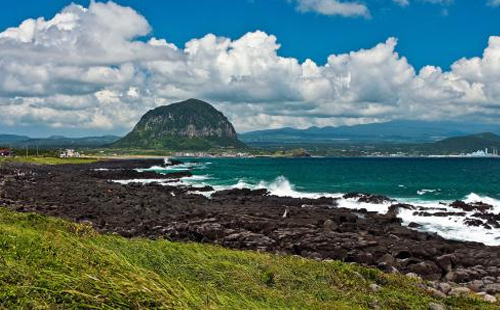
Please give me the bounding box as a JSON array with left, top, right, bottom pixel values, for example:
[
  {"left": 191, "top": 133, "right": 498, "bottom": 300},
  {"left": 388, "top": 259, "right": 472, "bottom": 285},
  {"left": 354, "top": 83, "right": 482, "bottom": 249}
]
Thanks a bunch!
[{"left": 0, "top": 158, "right": 499, "bottom": 301}]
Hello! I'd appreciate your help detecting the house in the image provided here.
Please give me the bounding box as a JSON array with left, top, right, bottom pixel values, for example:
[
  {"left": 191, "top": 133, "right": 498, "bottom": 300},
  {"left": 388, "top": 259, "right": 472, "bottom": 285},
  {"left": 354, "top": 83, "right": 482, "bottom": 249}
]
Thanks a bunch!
[
  {"left": 0, "top": 149, "right": 12, "bottom": 157},
  {"left": 60, "top": 149, "right": 80, "bottom": 158}
]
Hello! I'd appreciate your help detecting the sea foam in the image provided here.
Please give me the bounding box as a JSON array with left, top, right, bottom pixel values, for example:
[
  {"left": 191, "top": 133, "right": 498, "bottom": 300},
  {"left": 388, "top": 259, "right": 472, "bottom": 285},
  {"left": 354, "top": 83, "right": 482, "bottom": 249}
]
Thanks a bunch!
[{"left": 120, "top": 163, "right": 500, "bottom": 246}]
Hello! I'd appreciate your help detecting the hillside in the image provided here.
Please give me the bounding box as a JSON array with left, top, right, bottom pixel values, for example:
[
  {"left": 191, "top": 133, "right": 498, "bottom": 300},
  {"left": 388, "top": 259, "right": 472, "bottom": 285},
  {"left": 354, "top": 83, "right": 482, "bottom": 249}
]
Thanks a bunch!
[
  {"left": 0, "top": 134, "right": 120, "bottom": 148},
  {"left": 0, "top": 206, "right": 494, "bottom": 309},
  {"left": 420, "top": 132, "right": 500, "bottom": 154},
  {"left": 239, "top": 120, "right": 500, "bottom": 144},
  {"left": 114, "top": 99, "right": 246, "bottom": 150}
]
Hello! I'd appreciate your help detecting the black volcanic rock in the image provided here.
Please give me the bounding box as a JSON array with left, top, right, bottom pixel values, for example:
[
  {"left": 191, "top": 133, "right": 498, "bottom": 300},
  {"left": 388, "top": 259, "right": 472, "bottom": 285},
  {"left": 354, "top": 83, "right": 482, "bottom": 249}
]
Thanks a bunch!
[{"left": 114, "top": 99, "right": 246, "bottom": 150}]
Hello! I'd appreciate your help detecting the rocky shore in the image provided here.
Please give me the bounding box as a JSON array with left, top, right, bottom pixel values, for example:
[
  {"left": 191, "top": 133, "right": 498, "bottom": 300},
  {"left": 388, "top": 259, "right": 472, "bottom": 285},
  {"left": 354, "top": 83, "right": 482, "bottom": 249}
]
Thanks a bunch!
[{"left": 0, "top": 159, "right": 499, "bottom": 304}]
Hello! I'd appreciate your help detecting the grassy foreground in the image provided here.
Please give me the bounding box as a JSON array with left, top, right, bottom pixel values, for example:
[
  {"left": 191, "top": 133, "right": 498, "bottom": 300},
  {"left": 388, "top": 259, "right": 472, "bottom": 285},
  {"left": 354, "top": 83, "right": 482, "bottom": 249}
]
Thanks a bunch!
[
  {"left": 0, "top": 156, "right": 97, "bottom": 165},
  {"left": 0, "top": 209, "right": 496, "bottom": 309}
]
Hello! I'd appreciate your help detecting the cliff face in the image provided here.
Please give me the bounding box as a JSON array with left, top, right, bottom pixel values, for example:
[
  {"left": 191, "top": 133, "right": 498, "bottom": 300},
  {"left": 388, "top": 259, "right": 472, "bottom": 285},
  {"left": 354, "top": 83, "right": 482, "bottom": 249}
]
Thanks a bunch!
[{"left": 114, "top": 99, "right": 245, "bottom": 150}]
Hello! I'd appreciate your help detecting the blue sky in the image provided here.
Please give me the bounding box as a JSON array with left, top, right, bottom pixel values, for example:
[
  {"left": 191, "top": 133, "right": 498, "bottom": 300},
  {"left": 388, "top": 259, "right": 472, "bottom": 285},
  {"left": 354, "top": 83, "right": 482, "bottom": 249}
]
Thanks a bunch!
[{"left": 0, "top": 0, "right": 499, "bottom": 136}]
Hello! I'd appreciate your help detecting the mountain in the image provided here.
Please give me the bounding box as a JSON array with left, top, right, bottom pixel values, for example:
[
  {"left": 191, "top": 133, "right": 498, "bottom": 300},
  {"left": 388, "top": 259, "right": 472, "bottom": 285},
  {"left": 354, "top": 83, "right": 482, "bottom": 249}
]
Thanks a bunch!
[
  {"left": 114, "top": 99, "right": 246, "bottom": 150},
  {"left": 239, "top": 120, "right": 500, "bottom": 144},
  {"left": 0, "top": 134, "right": 31, "bottom": 144},
  {"left": 0, "top": 135, "right": 121, "bottom": 148},
  {"left": 420, "top": 132, "right": 500, "bottom": 154}
]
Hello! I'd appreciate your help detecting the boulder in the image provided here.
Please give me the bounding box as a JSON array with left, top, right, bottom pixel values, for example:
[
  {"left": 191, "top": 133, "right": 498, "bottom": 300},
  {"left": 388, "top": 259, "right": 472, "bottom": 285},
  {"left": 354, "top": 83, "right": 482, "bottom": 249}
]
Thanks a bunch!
[
  {"left": 323, "top": 219, "right": 338, "bottom": 231},
  {"left": 369, "top": 283, "right": 382, "bottom": 292},
  {"left": 448, "top": 287, "right": 471, "bottom": 297},
  {"left": 428, "top": 302, "right": 445, "bottom": 310},
  {"left": 435, "top": 254, "right": 455, "bottom": 273}
]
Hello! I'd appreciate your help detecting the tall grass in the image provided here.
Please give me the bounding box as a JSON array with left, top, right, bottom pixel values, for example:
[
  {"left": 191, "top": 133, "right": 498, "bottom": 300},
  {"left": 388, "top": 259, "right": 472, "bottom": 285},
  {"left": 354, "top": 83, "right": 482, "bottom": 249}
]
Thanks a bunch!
[{"left": 0, "top": 208, "right": 495, "bottom": 309}]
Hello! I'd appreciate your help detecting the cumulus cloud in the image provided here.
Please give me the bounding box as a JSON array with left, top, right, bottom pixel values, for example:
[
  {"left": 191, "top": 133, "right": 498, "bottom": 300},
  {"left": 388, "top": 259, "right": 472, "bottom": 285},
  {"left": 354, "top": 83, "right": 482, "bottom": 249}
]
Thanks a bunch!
[
  {"left": 393, "top": 0, "right": 410, "bottom": 6},
  {"left": 487, "top": 0, "right": 500, "bottom": 7},
  {"left": 0, "top": 1, "right": 500, "bottom": 133},
  {"left": 393, "top": 0, "right": 454, "bottom": 6},
  {"left": 293, "top": 0, "right": 370, "bottom": 18}
]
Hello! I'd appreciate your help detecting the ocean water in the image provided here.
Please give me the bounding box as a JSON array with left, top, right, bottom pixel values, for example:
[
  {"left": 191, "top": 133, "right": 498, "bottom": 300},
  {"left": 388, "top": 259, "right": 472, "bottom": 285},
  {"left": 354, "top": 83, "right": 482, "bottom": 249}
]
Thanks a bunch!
[{"left": 134, "top": 157, "right": 500, "bottom": 245}]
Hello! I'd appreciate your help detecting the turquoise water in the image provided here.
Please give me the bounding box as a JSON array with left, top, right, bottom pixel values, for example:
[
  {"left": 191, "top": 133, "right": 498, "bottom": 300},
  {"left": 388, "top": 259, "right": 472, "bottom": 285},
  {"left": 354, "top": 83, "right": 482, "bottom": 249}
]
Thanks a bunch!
[
  {"left": 176, "top": 157, "right": 500, "bottom": 201},
  {"left": 135, "top": 157, "right": 500, "bottom": 245}
]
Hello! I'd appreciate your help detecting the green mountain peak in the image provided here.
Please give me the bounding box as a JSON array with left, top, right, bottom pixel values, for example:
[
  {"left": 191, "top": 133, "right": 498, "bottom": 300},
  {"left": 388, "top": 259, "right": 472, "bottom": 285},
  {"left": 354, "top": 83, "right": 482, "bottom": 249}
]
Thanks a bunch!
[{"left": 114, "top": 99, "right": 245, "bottom": 150}]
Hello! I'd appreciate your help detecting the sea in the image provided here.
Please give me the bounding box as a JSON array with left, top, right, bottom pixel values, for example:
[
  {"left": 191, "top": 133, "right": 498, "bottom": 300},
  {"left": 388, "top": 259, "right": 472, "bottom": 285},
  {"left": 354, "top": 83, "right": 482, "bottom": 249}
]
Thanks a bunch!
[{"left": 134, "top": 157, "right": 500, "bottom": 246}]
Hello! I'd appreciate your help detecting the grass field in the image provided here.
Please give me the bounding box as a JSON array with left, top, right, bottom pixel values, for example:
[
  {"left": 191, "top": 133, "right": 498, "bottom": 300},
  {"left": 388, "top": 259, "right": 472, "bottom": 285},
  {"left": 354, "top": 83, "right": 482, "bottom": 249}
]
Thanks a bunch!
[
  {"left": 0, "top": 207, "right": 496, "bottom": 309},
  {"left": 0, "top": 156, "right": 97, "bottom": 165}
]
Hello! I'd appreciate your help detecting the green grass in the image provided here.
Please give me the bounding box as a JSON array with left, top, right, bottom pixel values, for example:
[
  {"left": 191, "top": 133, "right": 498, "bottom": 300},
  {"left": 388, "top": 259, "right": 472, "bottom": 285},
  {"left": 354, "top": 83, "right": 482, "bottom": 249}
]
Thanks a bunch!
[
  {"left": 0, "top": 208, "right": 496, "bottom": 309},
  {"left": 0, "top": 156, "right": 97, "bottom": 165}
]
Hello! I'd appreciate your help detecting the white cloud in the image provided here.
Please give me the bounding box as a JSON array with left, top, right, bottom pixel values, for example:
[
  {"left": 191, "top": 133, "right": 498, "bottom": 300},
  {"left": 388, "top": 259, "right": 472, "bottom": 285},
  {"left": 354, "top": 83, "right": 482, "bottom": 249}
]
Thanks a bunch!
[
  {"left": 1, "top": 1, "right": 500, "bottom": 133},
  {"left": 487, "top": 0, "right": 500, "bottom": 7},
  {"left": 393, "top": 0, "right": 410, "bottom": 6},
  {"left": 293, "top": 0, "right": 370, "bottom": 18},
  {"left": 393, "top": 0, "right": 454, "bottom": 6}
]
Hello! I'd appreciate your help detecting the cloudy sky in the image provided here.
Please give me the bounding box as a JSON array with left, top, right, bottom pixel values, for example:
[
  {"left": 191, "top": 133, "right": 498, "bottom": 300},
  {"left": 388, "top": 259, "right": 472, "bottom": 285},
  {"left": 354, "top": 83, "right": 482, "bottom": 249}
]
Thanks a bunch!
[{"left": 0, "top": 0, "right": 500, "bottom": 136}]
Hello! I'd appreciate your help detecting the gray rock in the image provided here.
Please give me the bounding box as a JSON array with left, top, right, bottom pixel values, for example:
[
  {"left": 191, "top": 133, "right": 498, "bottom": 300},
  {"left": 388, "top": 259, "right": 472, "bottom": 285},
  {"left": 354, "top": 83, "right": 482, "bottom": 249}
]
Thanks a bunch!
[
  {"left": 483, "top": 283, "right": 500, "bottom": 294},
  {"left": 369, "top": 283, "right": 382, "bottom": 292},
  {"left": 438, "top": 282, "right": 452, "bottom": 295},
  {"left": 428, "top": 302, "right": 446, "bottom": 310},
  {"left": 427, "top": 287, "right": 447, "bottom": 299},
  {"left": 443, "top": 269, "right": 469, "bottom": 283},
  {"left": 448, "top": 287, "right": 471, "bottom": 297},
  {"left": 323, "top": 219, "right": 338, "bottom": 231},
  {"left": 406, "top": 272, "right": 422, "bottom": 280},
  {"left": 435, "top": 254, "right": 455, "bottom": 273},
  {"left": 466, "top": 280, "right": 483, "bottom": 292},
  {"left": 482, "top": 294, "right": 497, "bottom": 303},
  {"left": 377, "top": 253, "right": 394, "bottom": 266}
]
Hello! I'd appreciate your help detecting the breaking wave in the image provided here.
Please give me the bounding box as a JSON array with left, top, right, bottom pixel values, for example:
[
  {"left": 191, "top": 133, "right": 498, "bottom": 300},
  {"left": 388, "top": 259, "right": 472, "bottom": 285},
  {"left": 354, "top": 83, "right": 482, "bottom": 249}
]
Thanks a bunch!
[{"left": 119, "top": 160, "right": 500, "bottom": 246}]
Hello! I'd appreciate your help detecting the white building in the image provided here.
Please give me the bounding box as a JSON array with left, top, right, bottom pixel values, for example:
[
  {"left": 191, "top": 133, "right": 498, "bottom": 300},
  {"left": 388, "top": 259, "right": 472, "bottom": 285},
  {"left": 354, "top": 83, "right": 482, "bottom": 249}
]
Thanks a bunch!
[{"left": 60, "top": 149, "right": 80, "bottom": 158}]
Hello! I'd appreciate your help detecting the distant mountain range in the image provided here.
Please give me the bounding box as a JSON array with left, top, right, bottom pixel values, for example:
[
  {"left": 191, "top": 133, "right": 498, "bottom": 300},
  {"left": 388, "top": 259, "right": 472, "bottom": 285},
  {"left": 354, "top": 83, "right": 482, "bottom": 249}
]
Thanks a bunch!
[
  {"left": 239, "top": 120, "right": 500, "bottom": 144},
  {"left": 0, "top": 135, "right": 121, "bottom": 148},
  {"left": 2, "top": 118, "right": 500, "bottom": 153}
]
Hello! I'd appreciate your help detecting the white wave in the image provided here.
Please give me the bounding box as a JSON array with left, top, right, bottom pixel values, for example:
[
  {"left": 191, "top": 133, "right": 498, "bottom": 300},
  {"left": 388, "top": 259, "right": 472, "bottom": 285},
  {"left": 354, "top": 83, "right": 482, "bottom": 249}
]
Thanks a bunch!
[
  {"left": 464, "top": 192, "right": 500, "bottom": 211},
  {"left": 119, "top": 162, "right": 500, "bottom": 246},
  {"left": 113, "top": 178, "right": 178, "bottom": 185},
  {"left": 337, "top": 198, "right": 392, "bottom": 214},
  {"left": 187, "top": 190, "right": 215, "bottom": 198},
  {"left": 398, "top": 207, "right": 500, "bottom": 246},
  {"left": 417, "top": 189, "right": 438, "bottom": 195},
  {"left": 137, "top": 162, "right": 208, "bottom": 172}
]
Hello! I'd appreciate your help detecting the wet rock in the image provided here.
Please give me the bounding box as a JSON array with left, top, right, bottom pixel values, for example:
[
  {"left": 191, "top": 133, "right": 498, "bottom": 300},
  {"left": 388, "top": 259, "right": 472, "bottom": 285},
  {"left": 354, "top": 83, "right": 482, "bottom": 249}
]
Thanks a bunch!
[
  {"left": 408, "top": 222, "right": 422, "bottom": 228},
  {"left": 343, "top": 193, "right": 394, "bottom": 204},
  {"left": 450, "top": 200, "right": 492, "bottom": 213},
  {"left": 413, "top": 211, "right": 466, "bottom": 217}
]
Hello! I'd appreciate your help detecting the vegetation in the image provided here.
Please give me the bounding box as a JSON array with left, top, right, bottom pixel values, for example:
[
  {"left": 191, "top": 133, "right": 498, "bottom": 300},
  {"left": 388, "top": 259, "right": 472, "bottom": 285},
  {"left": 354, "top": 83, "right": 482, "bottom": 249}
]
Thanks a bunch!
[
  {"left": 114, "top": 99, "right": 246, "bottom": 150},
  {"left": 0, "top": 156, "right": 97, "bottom": 165},
  {"left": 0, "top": 207, "right": 496, "bottom": 309}
]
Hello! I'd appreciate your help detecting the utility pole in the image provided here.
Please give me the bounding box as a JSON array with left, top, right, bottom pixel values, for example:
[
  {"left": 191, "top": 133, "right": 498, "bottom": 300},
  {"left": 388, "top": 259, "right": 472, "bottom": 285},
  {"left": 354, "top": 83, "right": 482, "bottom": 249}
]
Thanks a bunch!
[
  {"left": 36, "top": 144, "right": 39, "bottom": 157},
  {"left": 25, "top": 145, "right": 28, "bottom": 157}
]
